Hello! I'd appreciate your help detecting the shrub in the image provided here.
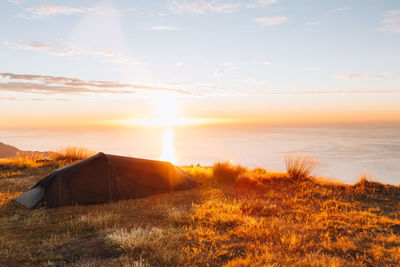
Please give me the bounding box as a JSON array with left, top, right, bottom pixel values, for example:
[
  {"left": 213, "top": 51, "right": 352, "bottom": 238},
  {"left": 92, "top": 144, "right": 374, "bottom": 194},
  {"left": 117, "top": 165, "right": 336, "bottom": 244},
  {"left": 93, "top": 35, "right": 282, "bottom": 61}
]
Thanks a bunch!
[
  {"left": 284, "top": 154, "right": 317, "bottom": 180},
  {"left": 212, "top": 161, "right": 247, "bottom": 183},
  {"left": 354, "top": 175, "right": 386, "bottom": 195}
]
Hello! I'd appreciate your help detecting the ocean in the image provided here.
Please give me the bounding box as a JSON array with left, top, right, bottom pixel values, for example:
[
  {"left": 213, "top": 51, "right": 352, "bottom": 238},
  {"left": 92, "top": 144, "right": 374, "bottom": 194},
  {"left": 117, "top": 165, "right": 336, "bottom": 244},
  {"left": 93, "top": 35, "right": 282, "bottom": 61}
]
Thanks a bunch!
[{"left": 1, "top": 123, "right": 399, "bottom": 185}]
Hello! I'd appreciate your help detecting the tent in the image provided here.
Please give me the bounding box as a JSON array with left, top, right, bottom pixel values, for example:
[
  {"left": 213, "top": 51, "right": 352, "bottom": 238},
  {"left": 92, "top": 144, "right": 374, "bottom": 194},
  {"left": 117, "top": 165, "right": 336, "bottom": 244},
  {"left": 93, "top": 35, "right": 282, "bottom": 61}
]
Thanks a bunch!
[{"left": 14, "top": 152, "right": 198, "bottom": 209}]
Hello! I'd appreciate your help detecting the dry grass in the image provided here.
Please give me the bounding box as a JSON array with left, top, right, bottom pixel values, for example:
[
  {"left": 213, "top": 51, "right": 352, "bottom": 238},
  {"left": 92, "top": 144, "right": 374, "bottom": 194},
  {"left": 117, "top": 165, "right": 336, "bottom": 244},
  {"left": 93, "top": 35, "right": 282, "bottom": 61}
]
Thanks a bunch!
[
  {"left": 1, "top": 157, "right": 400, "bottom": 266},
  {"left": 51, "top": 146, "right": 96, "bottom": 164},
  {"left": 213, "top": 161, "right": 247, "bottom": 183},
  {"left": 0, "top": 152, "right": 47, "bottom": 168},
  {"left": 285, "top": 153, "right": 318, "bottom": 180}
]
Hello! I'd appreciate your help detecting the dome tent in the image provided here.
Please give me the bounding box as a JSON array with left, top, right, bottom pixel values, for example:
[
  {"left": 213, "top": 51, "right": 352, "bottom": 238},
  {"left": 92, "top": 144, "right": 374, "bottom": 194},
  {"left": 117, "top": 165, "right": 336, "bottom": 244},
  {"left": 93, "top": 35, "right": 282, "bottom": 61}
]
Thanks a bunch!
[{"left": 14, "top": 152, "right": 198, "bottom": 209}]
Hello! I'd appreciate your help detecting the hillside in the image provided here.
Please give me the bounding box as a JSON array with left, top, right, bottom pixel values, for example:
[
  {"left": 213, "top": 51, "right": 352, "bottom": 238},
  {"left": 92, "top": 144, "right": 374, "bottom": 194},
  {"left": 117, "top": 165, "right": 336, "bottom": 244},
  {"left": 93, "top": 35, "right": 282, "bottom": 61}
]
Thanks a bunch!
[
  {"left": 0, "top": 141, "right": 53, "bottom": 159},
  {"left": 0, "top": 156, "right": 400, "bottom": 266},
  {"left": 0, "top": 141, "right": 20, "bottom": 158}
]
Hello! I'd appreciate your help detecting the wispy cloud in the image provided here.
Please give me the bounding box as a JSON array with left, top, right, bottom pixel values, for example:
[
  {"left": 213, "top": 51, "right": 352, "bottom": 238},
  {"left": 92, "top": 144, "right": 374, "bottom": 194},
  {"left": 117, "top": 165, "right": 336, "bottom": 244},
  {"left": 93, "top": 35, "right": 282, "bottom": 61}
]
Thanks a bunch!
[
  {"left": 335, "top": 73, "right": 395, "bottom": 80},
  {"left": 305, "top": 21, "right": 322, "bottom": 26},
  {"left": 222, "top": 61, "right": 271, "bottom": 66},
  {"left": 208, "top": 89, "right": 400, "bottom": 97},
  {"left": 0, "top": 96, "right": 69, "bottom": 101},
  {"left": 329, "top": 7, "right": 352, "bottom": 13},
  {"left": 168, "top": 0, "right": 277, "bottom": 14},
  {"left": 214, "top": 65, "right": 239, "bottom": 76},
  {"left": 379, "top": 10, "right": 400, "bottom": 33},
  {"left": 254, "top": 16, "right": 289, "bottom": 26},
  {"left": 25, "top": 5, "right": 87, "bottom": 17},
  {"left": 241, "top": 79, "right": 267, "bottom": 84},
  {"left": 247, "top": 0, "right": 277, "bottom": 8},
  {"left": 146, "top": 26, "right": 182, "bottom": 31},
  {"left": 20, "top": 4, "right": 128, "bottom": 19},
  {"left": 168, "top": 0, "right": 242, "bottom": 14},
  {"left": 0, "top": 96, "right": 18, "bottom": 101},
  {"left": 306, "top": 66, "right": 322, "bottom": 71},
  {"left": 257, "top": 90, "right": 400, "bottom": 95},
  {"left": 215, "top": 61, "right": 271, "bottom": 76},
  {"left": 8, "top": 0, "right": 23, "bottom": 5},
  {"left": 0, "top": 73, "right": 192, "bottom": 95},
  {"left": 3, "top": 41, "right": 143, "bottom": 65}
]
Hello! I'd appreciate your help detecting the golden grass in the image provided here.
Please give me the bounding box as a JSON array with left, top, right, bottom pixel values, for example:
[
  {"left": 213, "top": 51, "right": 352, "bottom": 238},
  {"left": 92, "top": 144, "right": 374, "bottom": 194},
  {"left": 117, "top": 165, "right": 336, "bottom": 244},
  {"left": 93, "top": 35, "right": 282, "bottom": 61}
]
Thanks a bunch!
[
  {"left": 285, "top": 153, "right": 318, "bottom": 180},
  {"left": 0, "top": 147, "right": 94, "bottom": 173},
  {"left": 51, "top": 146, "right": 96, "bottom": 163},
  {"left": 0, "top": 152, "right": 47, "bottom": 168},
  {"left": 0, "top": 158, "right": 400, "bottom": 266},
  {"left": 212, "top": 161, "right": 247, "bottom": 183}
]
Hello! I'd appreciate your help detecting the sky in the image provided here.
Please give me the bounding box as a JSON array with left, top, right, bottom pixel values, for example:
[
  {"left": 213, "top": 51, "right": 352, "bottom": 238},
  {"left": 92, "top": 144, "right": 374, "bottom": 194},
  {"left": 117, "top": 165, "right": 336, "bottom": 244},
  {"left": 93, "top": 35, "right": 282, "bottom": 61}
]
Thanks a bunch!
[{"left": 1, "top": 0, "right": 400, "bottom": 129}]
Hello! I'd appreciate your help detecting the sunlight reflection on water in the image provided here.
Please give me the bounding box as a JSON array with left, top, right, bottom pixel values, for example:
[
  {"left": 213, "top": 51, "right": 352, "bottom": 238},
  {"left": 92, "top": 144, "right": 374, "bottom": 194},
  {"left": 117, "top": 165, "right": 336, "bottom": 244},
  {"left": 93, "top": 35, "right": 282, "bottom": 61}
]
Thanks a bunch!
[
  {"left": 160, "top": 127, "right": 176, "bottom": 164},
  {"left": 1, "top": 125, "right": 399, "bottom": 185}
]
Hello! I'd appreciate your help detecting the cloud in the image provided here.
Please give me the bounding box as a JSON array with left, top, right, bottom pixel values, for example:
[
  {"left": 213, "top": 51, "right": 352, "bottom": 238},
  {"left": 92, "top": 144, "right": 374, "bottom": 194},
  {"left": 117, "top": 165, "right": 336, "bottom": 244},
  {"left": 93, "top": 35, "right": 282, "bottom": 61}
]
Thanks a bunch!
[
  {"left": 168, "top": 0, "right": 278, "bottom": 14},
  {"left": 215, "top": 61, "right": 271, "bottom": 76},
  {"left": 3, "top": 41, "right": 143, "bottom": 65},
  {"left": 379, "top": 10, "right": 400, "bottom": 33},
  {"left": 21, "top": 4, "right": 126, "bottom": 19},
  {"left": 254, "top": 16, "right": 289, "bottom": 26},
  {"left": 0, "top": 96, "right": 70, "bottom": 101},
  {"left": 168, "top": 0, "right": 242, "bottom": 14},
  {"left": 305, "top": 21, "right": 321, "bottom": 26},
  {"left": 335, "top": 73, "right": 395, "bottom": 80},
  {"left": 214, "top": 70, "right": 226, "bottom": 76},
  {"left": 146, "top": 26, "right": 181, "bottom": 31},
  {"left": 208, "top": 89, "right": 400, "bottom": 97},
  {"left": 247, "top": 0, "right": 277, "bottom": 8},
  {"left": 0, "top": 73, "right": 192, "bottom": 96},
  {"left": 329, "top": 7, "right": 352, "bottom": 13},
  {"left": 0, "top": 97, "right": 18, "bottom": 101},
  {"left": 214, "top": 66, "right": 238, "bottom": 76},
  {"left": 222, "top": 61, "right": 271, "bottom": 66},
  {"left": 259, "top": 90, "right": 400, "bottom": 95},
  {"left": 25, "top": 5, "right": 87, "bottom": 17},
  {"left": 306, "top": 66, "right": 322, "bottom": 71},
  {"left": 241, "top": 79, "right": 267, "bottom": 84},
  {"left": 8, "top": 0, "right": 23, "bottom": 4}
]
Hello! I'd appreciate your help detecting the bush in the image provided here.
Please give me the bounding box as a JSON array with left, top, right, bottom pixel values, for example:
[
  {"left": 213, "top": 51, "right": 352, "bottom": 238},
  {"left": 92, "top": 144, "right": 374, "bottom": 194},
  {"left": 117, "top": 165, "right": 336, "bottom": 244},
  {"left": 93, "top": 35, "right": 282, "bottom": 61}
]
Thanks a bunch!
[
  {"left": 212, "top": 161, "right": 247, "bottom": 183},
  {"left": 284, "top": 154, "right": 317, "bottom": 180}
]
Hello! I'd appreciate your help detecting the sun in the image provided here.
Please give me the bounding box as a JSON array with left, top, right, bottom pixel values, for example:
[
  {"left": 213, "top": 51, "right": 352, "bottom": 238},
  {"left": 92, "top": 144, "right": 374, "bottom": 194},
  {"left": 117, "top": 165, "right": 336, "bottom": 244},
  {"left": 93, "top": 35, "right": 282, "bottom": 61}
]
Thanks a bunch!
[{"left": 154, "top": 94, "right": 180, "bottom": 127}]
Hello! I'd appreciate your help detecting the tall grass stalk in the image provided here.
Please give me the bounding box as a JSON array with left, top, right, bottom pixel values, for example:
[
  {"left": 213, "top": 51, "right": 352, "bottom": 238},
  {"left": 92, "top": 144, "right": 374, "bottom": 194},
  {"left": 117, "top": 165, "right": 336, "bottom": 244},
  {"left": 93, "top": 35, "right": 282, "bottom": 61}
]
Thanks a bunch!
[{"left": 284, "top": 154, "right": 317, "bottom": 180}]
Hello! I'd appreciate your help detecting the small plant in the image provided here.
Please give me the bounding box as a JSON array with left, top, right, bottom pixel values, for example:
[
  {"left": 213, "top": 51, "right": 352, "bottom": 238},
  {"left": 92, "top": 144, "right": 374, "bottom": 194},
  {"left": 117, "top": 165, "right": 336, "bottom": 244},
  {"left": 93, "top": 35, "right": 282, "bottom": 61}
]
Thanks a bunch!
[
  {"left": 284, "top": 154, "right": 317, "bottom": 180},
  {"left": 354, "top": 174, "right": 385, "bottom": 195},
  {"left": 212, "top": 161, "right": 247, "bottom": 183}
]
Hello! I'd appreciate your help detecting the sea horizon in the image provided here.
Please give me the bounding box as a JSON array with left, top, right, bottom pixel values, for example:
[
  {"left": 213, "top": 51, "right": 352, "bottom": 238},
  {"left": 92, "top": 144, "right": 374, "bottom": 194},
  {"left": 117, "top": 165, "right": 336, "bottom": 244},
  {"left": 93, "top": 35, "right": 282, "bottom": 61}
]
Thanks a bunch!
[{"left": 2, "top": 121, "right": 399, "bottom": 185}]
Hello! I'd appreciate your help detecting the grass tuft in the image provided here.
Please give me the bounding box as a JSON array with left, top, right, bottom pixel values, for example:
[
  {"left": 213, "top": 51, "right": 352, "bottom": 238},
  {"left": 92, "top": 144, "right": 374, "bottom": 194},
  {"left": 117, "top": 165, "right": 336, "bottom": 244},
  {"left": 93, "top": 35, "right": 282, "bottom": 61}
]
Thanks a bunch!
[
  {"left": 213, "top": 161, "right": 247, "bottom": 183},
  {"left": 284, "top": 153, "right": 317, "bottom": 180},
  {"left": 50, "top": 147, "right": 96, "bottom": 163}
]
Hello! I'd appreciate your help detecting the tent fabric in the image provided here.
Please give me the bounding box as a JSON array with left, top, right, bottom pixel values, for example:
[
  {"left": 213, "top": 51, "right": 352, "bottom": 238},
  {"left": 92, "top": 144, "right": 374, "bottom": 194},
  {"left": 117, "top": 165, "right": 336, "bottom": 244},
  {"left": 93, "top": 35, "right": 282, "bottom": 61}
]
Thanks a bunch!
[{"left": 14, "top": 152, "right": 198, "bottom": 209}]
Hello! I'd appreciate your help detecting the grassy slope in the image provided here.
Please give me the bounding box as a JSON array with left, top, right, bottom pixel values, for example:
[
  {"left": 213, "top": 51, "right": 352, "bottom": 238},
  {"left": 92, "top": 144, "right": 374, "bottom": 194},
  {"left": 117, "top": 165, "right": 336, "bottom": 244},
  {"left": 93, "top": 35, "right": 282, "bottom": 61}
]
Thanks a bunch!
[{"left": 1, "top": 158, "right": 400, "bottom": 266}]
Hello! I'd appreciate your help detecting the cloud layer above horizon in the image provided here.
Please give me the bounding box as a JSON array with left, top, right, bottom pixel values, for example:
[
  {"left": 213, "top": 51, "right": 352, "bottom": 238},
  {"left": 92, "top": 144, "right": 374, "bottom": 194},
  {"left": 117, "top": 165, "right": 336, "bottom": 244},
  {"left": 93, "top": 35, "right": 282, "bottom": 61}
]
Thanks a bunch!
[{"left": 1, "top": 0, "right": 400, "bottom": 124}]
